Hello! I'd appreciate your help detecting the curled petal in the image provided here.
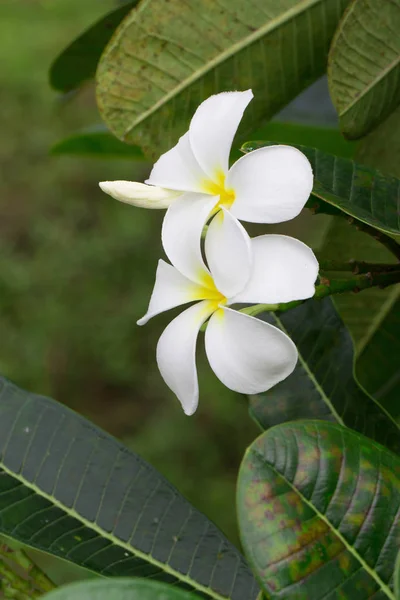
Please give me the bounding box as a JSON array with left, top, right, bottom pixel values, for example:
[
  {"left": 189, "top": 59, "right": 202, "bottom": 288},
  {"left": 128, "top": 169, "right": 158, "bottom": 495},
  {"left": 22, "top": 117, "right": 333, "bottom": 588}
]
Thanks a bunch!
[
  {"left": 162, "top": 193, "right": 219, "bottom": 285},
  {"left": 189, "top": 90, "right": 253, "bottom": 181},
  {"left": 146, "top": 132, "right": 208, "bottom": 193},
  {"left": 232, "top": 235, "right": 319, "bottom": 304},
  {"left": 228, "top": 145, "right": 313, "bottom": 223},
  {"left": 98, "top": 181, "right": 181, "bottom": 209},
  {"left": 205, "top": 209, "right": 252, "bottom": 298},
  {"left": 157, "top": 300, "right": 216, "bottom": 415},
  {"left": 205, "top": 307, "right": 297, "bottom": 394},
  {"left": 137, "top": 260, "right": 212, "bottom": 326}
]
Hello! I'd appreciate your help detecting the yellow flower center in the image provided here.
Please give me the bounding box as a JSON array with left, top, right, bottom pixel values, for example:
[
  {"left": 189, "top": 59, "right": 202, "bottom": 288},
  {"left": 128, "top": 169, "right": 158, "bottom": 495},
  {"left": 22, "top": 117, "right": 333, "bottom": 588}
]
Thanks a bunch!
[{"left": 202, "top": 171, "right": 235, "bottom": 210}]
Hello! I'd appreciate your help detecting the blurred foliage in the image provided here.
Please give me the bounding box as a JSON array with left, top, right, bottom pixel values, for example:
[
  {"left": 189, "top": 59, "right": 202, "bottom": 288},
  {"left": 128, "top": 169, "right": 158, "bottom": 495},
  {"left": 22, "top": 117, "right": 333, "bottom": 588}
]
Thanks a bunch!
[{"left": 0, "top": 0, "right": 259, "bottom": 552}]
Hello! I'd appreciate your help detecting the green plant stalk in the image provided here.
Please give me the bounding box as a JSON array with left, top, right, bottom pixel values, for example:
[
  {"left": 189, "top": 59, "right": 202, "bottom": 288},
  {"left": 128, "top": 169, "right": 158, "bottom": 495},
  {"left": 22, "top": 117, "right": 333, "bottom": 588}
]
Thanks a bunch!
[
  {"left": 0, "top": 559, "right": 37, "bottom": 600},
  {"left": 240, "top": 269, "right": 400, "bottom": 317},
  {"left": 0, "top": 545, "right": 55, "bottom": 597},
  {"left": 11, "top": 550, "right": 55, "bottom": 593},
  {"left": 318, "top": 259, "right": 400, "bottom": 273}
]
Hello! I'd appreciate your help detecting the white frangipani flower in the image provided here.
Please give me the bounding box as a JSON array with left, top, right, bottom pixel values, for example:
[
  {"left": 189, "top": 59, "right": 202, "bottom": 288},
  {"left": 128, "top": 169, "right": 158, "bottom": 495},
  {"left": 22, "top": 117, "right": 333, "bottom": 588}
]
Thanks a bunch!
[
  {"left": 138, "top": 210, "right": 318, "bottom": 416},
  {"left": 99, "top": 89, "right": 314, "bottom": 282}
]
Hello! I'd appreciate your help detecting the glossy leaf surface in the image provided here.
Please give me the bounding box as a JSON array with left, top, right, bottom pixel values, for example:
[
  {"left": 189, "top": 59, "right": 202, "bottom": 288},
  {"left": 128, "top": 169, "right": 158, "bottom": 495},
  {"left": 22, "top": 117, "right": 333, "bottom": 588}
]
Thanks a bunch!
[
  {"left": 51, "top": 126, "right": 144, "bottom": 159},
  {"left": 42, "top": 578, "right": 201, "bottom": 600},
  {"left": 328, "top": 0, "right": 400, "bottom": 139},
  {"left": 237, "top": 421, "right": 400, "bottom": 599},
  {"left": 242, "top": 141, "right": 400, "bottom": 235},
  {"left": 249, "top": 298, "right": 400, "bottom": 454},
  {"left": 0, "top": 377, "right": 258, "bottom": 600},
  {"left": 50, "top": 2, "right": 139, "bottom": 92},
  {"left": 96, "top": 0, "right": 349, "bottom": 157}
]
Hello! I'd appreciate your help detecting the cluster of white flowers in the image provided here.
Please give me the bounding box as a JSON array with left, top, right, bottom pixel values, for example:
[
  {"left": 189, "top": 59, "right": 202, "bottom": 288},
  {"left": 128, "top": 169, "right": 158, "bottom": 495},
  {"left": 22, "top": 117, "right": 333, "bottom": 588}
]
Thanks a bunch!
[{"left": 100, "top": 90, "right": 318, "bottom": 415}]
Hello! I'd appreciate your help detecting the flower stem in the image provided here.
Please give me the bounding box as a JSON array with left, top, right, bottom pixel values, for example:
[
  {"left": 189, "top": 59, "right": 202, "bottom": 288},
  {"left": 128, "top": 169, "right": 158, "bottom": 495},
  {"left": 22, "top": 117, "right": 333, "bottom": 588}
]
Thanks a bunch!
[{"left": 240, "top": 269, "right": 400, "bottom": 317}]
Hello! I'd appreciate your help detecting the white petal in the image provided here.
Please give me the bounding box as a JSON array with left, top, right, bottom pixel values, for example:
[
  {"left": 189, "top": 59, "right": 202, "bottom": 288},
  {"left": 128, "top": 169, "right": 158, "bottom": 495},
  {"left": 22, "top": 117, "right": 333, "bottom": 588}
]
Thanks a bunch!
[
  {"left": 137, "top": 260, "right": 213, "bottom": 326},
  {"left": 99, "top": 181, "right": 181, "bottom": 209},
  {"left": 146, "top": 132, "right": 208, "bottom": 193},
  {"left": 228, "top": 145, "right": 313, "bottom": 223},
  {"left": 157, "top": 300, "right": 216, "bottom": 415},
  {"left": 189, "top": 90, "right": 254, "bottom": 180},
  {"left": 232, "top": 235, "right": 318, "bottom": 304},
  {"left": 162, "top": 193, "right": 219, "bottom": 285},
  {"left": 205, "top": 209, "right": 252, "bottom": 298},
  {"left": 205, "top": 307, "right": 297, "bottom": 394}
]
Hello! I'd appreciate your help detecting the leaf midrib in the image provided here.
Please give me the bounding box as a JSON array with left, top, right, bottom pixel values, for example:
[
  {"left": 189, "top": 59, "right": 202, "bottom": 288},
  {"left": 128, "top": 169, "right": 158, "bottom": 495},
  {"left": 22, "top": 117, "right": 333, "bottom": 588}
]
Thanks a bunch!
[
  {"left": 272, "top": 312, "right": 344, "bottom": 425},
  {"left": 0, "top": 463, "right": 230, "bottom": 600},
  {"left": 121, "top": 0, "right": 326, "bottom": 136},
  {"left": 252, "top": 441, "right": 395, "bottom": 599}
]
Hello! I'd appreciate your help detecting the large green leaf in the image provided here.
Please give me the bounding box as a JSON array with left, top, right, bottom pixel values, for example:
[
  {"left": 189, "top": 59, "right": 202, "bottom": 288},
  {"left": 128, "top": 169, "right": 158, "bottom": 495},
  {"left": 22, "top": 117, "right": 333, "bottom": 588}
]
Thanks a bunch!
[
  {"left": 96, "top": 0, "right": 350, "bottom": 157},
  {"left": 50, "top": 2, "right": 139, "bottom": 92},
  {"left": 51, "top": 126, "right": 144, "bottom": 159},
  {"left": 356, "top": 296, "right": 400, "bottom": 421},
  {"left": 242, "top": 141, "right": 400, "bottom": 236},
  {"left": 237, "top": 420, "right": 400, "bottom": 600},
  {"left": 0, "top": 376, "right": 259, "bottom": 600},
  {"left": 357, "top": 105, "right": 400, "bottom": 180},
  {"left": 248, "top": 298, "right": 400, "bottom": 454},
  {"left": 43, "top": 578, "right": 200, "bottom": 600},
  {"left": 328, "top": 0, "right": 400, "bottom": 140}
]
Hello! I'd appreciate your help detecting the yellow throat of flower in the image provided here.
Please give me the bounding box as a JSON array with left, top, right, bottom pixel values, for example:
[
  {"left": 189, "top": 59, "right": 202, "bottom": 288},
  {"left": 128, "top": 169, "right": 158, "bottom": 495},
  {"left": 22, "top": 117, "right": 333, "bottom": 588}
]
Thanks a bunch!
[{"left": 202, "top": 171, "right": 235, "bottom": 210}]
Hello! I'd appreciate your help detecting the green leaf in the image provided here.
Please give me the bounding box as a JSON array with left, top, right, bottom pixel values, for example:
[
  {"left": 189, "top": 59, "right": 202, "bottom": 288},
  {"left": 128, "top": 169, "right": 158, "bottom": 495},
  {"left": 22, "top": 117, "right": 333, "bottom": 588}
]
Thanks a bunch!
[
  {"left": 42, "top": 578, "right": 201, "bottom": 600},
  {"left": 248, "top": 298, "right": 400, "bottom": 454},
  {"left": 356, "top": 295, "right": 400, "bottom": 420},
  {"left": 50, "top": 2, "right": 139, "bottom": 92},
  {"left": 316, "top": 216, "right": 400, "bottom": 420},
  {"left": 0, "top": 376, "right": 259, "bottom": 600},
  {"left": 96, "top": 0, "right": 350, "bottom": 157},
  {"left": 245, "top": 122, "right": 357, "bottom": 158},
  {"left": 357, "top": 105, "right": 400, "bottom": 179},
  {"left": 237, "top": 420, "right": 400, "bottom": 600},
  {"left": 328, "top": 0, "right": 400, "bottom": 140},
  {"left": 242, "top": 141, "right": 400, "bottom": 236},
  {"left": 51, "top": 126, "right": 144, "bottom": 159}
]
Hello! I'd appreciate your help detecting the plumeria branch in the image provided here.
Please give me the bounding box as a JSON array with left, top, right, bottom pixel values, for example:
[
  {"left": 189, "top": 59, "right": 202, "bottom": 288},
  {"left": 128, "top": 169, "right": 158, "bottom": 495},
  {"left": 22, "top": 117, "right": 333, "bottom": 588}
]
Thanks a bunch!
[
  {"left": 317, "top": 258, "right": 400, "bottom": 273},
  {"left": 240, "top": 268, "right": 400, "bottom": 317}
]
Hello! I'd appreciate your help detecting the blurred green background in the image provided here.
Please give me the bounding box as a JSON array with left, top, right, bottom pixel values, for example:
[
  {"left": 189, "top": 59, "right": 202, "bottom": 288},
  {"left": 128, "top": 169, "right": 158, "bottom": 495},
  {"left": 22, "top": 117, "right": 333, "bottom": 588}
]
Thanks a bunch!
[{"left": 0, "top": 0, "right": 261, "bottom": 549}]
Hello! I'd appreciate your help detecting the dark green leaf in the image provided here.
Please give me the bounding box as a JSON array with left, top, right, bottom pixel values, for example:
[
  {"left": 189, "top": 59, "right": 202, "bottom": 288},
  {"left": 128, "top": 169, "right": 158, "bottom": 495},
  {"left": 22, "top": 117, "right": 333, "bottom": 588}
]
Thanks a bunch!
[
  {"left": 0, "top": 376, "right": 259, "bottom": 600},
  {"left": 51, "top": 126, "right": 144, "bottom": 159},
  {"left": 249, "top": 298, "right": 400, "bottom": 454},
  {"left": 316, "top": 217, "right": 400, "bottom": 421},
  {"left": 357, "top": 105, "right": 400, "bottom": 180},
  {"left": 242, "top": 142, "right": 400, "bottom": 236},
  {"left": 356, "top": 296, "right": 400, "bottom": 420},
  {"left": 50, "top": 2, "right": 139, "bottom": 92},
  {"left": 328, "top": 0, "right": 400, "bottom": 139},
  {"left": 42, "top": 578, "right": 201, "bottom": 600},
  {"left": 237, "top": 420, "right": 400, "bottom": 600},
  {"left": 96, "top": 0, "right": 350, "bottom": 157}
]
